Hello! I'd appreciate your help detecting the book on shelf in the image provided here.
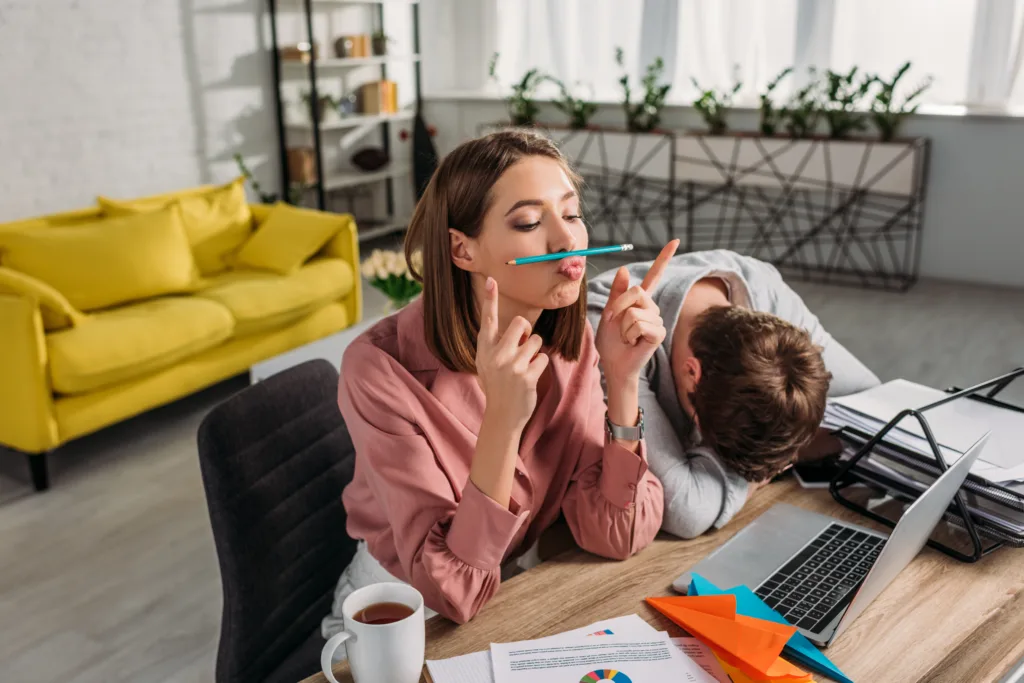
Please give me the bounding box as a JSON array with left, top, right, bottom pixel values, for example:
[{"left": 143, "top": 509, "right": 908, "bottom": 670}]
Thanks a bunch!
[{"left": 359, "top": 80, "right": 398, "bottom": 115}]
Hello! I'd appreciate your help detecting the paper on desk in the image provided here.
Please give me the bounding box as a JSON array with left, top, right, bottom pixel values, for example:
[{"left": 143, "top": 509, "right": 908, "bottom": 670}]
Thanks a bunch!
[
  {"left": 425, "top": 614, "right": 656, "bottom": 683},
  {"left": 491, "top": 632, "right": 709, "bottom": 683},
  {"left": 671, "top": 637, "right": 731, "bottom": 682},
  {"left": 688, "top": 574, "right": 853, "bottom": 683}
]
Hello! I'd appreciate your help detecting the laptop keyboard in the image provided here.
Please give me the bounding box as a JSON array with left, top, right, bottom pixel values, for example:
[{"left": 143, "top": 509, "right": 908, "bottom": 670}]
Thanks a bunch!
[{"left": 754, "top": 524, "right": 884, "bottom": 633}]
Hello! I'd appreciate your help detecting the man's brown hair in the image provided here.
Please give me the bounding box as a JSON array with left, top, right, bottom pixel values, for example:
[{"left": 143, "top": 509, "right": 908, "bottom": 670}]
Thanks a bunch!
[
  {"left": 688, "top": 306, "right": 832, "bottom": 482},
  {"left": 404, "top": 129, "right": 588, "bottom": 373}
]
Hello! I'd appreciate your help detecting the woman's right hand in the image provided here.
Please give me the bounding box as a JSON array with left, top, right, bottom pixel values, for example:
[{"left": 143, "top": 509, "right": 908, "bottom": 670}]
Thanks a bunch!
[{"left": 475, "top": 277, "right": 550, "bottom": 433}]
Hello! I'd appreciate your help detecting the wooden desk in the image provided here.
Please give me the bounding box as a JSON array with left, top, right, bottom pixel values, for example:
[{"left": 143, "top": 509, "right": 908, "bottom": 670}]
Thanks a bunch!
[{"left": 304, "top": 480, "right": 1024, "bottom": 683}]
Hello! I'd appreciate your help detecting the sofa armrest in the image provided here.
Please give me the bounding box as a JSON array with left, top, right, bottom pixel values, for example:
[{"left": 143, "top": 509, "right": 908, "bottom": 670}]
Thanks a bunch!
[
  {"left": 0, "top": 267, "right": 85, "bottom": 331},
  {"left": 317, "top": 213, "right": 362, "bottom": 326},
  {"left": 0, "top": 294, "right": 60, "bottom": 453}
]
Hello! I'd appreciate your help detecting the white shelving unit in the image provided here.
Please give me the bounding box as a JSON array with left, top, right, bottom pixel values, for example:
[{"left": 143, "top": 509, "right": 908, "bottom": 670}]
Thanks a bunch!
[
  {"left": 355, "top": 214, "right": 412, "bottom": 242},
  {"left": 278, "top": 0, "right": 419, "bottom": 6},
  {"left": 285, "top": 110, "right": 415, "bottom": 132},
  {"left": 323, "top": 163, "right": 412, "bottom": 191},
  {"left": 269, "top": 0, "right": 420, "bottom": 239},
  {"left": 281, "top": 55, "right": 420, "bottom": 72}
]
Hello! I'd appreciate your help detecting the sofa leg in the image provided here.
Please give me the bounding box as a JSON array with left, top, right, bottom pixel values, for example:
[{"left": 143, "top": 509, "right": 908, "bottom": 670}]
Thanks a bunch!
[{"left": 26, "top": 452, "right": 49, "bottom": 492}]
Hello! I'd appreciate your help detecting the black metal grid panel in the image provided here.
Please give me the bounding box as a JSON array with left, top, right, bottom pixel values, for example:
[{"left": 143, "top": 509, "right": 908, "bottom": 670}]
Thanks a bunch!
[
  {"left": 552, "top": 128, "right": 676, "bottom": 259},
  {"left": 679, "top": 136, "right": 931, "bottom": 292}
]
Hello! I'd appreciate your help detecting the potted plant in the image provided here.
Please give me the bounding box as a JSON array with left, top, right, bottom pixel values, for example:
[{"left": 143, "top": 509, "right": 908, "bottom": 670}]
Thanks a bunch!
[
  {"left": 691, "top": 75, "right": 743, "bottom": 135},
  {"left": 488, "top": 53, "right": 544, "bottom": 127},
  {"left": 361, "top": 248, "right": 423, "bottom": 311},
  {"left": 300, "top": 91, "right": 337, "bottom": 123},
  {"left": 822, "top": 66, "right": 875, "bottom": 139},
  {"left": 371, "top": 31, "right": 391, "bottom": 56},
  {"left": 781, "top": 69, "right": 823, "bottom": 138},
  {"left": 758, "top": 67, "right": 793, "bottom": 136},
  {"left": 678, "top": 63, "right": 925, "bottom": 198},
  {"left": 870, "top": 61, "right": 933, "bottom": 141},
  {"left": 233, "top": 153, "right": 307, "bottom": 205},
  {"left": 545, "top": 75, "right": 598, "bottom": 129},
  {"left": 616, "top": 48, "right": 671, "bottom": 132}
]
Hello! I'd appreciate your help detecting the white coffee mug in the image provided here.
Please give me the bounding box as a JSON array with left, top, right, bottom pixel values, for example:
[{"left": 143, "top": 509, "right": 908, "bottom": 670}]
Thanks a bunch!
[{"left": 321, "top": 582, "right": 425, "bottom": 683}]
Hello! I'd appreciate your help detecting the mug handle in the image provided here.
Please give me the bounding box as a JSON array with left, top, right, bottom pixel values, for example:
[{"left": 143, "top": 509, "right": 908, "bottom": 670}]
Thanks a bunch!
[{"left": 321, "top": 630, "right": 355, "bottom": 683}]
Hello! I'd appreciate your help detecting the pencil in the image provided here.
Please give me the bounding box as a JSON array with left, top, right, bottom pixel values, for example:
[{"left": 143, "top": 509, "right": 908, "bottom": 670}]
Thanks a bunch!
[{"left": 505, "top": 244, "right": 634, "bottom": 265}]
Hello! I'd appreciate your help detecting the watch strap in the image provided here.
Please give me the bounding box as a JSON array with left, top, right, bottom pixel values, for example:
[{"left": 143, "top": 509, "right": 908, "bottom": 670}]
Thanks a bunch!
[{"left": 606, "top": 407, "right": 645, "bottom": 441}]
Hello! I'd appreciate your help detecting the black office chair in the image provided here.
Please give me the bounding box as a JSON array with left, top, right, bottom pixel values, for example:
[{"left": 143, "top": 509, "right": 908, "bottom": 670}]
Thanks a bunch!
[{"left": 197, "top": 360, "right": 358, "bottom": 683}]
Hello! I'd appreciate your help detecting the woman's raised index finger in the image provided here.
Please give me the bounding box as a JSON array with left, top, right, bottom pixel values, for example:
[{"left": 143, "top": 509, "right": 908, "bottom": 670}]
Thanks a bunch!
[
  {"left": 479, "top": 277, "right": 499, "bottom": 341},
  {"left": 641, "top": 239, "right": 680, "bottom": 292}
]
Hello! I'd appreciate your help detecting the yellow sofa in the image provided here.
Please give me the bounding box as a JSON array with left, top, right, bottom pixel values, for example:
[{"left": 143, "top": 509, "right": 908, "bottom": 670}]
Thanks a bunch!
[{"left": 0, "top": 182, "right": 362, "bottom": 490}]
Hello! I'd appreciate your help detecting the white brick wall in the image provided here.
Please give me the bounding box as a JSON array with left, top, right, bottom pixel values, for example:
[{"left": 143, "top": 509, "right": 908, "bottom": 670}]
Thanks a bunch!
[{"left": 0, "top": 0, "right": 278, "bottom": 220}]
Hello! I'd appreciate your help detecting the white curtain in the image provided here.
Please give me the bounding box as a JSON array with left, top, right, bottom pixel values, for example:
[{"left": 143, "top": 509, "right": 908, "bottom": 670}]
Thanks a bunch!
[
  {"left": 969, "top": 0, "right": 1024, "bottom": 106},
  {"left": 423, "top": 0, "right": 1023, "bottom": 109},
  {"left": 675, "top": 0, "right": 801, "bottom": 103}
]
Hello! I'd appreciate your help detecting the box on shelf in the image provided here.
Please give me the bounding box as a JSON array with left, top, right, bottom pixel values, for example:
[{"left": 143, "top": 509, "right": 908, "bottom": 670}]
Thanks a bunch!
[
  {"left": 359, "top": 80, "right": 398, "bottom": 115},
  {"left": 280, "top": 42, "right": 318, "bottom": 63},
  {"left": 287, "top": 147, "right": 316, "bottom": 183}
]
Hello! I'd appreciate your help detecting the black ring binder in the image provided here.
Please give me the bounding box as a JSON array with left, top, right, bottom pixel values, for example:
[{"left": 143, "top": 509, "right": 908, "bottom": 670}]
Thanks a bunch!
[{"left": 828, "top": 367, "right": 1024, "bottom": 563}]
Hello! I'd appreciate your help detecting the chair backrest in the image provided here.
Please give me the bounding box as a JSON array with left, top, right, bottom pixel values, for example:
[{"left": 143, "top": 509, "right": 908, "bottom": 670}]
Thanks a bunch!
[{"left": 197, "top": 359, "right": 358, "bottom": 683}]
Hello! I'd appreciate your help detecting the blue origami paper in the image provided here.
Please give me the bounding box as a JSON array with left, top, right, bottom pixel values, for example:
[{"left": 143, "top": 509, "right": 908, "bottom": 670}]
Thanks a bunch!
[{"left": 689, "top": 574, "right": 854, "bottom": 683}]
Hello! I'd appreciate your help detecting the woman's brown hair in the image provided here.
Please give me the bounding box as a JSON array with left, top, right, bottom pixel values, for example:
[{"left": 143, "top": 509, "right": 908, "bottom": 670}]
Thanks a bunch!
[{"left": 404, "top": 129, "right": 588, "bottom": 373}]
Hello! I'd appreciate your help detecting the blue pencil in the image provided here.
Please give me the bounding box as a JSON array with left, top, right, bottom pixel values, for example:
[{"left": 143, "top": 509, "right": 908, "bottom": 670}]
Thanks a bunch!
[{"left": 505, "top": 244, "right": 634, "bottom": 265}]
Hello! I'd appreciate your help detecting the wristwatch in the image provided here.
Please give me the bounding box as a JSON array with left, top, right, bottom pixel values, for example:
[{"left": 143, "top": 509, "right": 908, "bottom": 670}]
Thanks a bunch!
[{"left": 606, "top": 407, "right": 645, "bottom": 441}]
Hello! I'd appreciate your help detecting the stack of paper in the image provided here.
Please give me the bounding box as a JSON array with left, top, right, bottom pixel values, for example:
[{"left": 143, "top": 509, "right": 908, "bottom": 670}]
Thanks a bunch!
[
  {"left": 824, "top": 379, "right": 1024, "bottom": 483},
  {"left": 426, "top": 613, "right": 732, "bottom": 683},
  {"left": 843, "top": 438, "right": 1024, "bottom": 536}
]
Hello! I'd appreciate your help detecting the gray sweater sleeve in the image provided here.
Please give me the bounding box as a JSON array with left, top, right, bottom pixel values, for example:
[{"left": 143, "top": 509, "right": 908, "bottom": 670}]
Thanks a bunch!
[
  {"left": 753, "top": 260, "right": 881, "bottom": 397},
  {"left": 638, "top": 372, "right": 752, "bottom": 539}
]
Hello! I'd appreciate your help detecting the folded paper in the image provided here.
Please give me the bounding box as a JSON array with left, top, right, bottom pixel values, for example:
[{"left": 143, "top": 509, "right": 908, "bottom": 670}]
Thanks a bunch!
[
  {"left": 688, "top": 574, "right": 853, "bottom": 683},
  {"left": 646, "top": 593, "right": 809, "bottom": 681}
]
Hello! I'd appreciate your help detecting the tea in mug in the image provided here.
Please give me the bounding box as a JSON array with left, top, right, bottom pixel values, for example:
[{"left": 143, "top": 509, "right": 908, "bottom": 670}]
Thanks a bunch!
[{"left": 352, "top": 601, "right": 414, "bottom": 625}]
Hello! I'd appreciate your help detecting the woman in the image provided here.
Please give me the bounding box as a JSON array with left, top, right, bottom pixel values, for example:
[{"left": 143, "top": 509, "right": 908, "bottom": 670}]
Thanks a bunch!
[{"left": 324, "top": 130, "right": 677, "bottom": 632}]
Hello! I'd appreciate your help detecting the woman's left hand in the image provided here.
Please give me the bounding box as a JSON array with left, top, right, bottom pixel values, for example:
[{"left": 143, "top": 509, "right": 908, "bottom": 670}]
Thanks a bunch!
[{"left": 595, "top": 240, "right": 679, "bottom": 384}]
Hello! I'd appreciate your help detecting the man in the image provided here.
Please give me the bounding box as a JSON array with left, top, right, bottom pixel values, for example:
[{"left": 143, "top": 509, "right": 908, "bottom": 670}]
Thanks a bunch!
[{"left": 587, "top": 249, "right": 880, "bottom": 539}]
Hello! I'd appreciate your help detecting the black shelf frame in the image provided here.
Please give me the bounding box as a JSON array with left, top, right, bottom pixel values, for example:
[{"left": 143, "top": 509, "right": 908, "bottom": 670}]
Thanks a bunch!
[{"left": 266, "top": 0, "right": 422, "bottom": 214}]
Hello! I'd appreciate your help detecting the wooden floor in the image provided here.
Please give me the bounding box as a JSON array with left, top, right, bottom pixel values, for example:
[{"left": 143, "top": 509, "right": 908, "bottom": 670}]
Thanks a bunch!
[{"left": 1, "top": 272, "right": 1023, "bottom": 683}]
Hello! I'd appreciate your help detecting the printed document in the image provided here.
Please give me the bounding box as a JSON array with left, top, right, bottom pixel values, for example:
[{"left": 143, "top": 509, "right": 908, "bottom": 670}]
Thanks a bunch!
[
  {"left": 491, "top": 632, "right": 709, "bottom": 683},
  {"left": 425, "top": 614, "right": 656, "bottom": 683}
]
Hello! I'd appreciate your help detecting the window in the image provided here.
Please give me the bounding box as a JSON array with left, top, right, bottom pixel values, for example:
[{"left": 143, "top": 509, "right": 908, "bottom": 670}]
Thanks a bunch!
[
  {"left": 831, "top": 0, "right": 977, "bottom": 106},
  {"left": 428, "top": 0, "right": 1024, "bottom": 112},
  {"left": 673, "top": 0, "right": 799, "bottom": 105}
]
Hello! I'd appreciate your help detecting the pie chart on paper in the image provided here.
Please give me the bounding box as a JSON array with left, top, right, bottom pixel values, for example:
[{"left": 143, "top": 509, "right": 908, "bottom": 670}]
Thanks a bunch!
[{"left": 579, "top": 670, "right": 632, "bottom": 683}]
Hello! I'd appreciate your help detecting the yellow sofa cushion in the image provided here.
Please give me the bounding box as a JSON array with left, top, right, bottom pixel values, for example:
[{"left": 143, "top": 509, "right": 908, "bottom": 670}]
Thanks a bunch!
[
  {"left": 0, "top": 205, "right": 200, "bottom": 312},
  {"left": 196, "top": 257, "right": 355, "bottom": 337},
  {"left": 98, "top": 178, "right": 253, "bottom": 276},
  {"left": 234, "top": 202, "right": 343, "bottom": 275},
  {"left": 47, "top": 296, "right": 235, "bottom": 395}
]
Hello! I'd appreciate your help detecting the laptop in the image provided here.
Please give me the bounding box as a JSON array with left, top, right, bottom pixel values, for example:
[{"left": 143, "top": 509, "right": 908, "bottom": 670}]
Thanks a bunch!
[{"left": 672, "top": 432, "right": 991, "bottom": 647}]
